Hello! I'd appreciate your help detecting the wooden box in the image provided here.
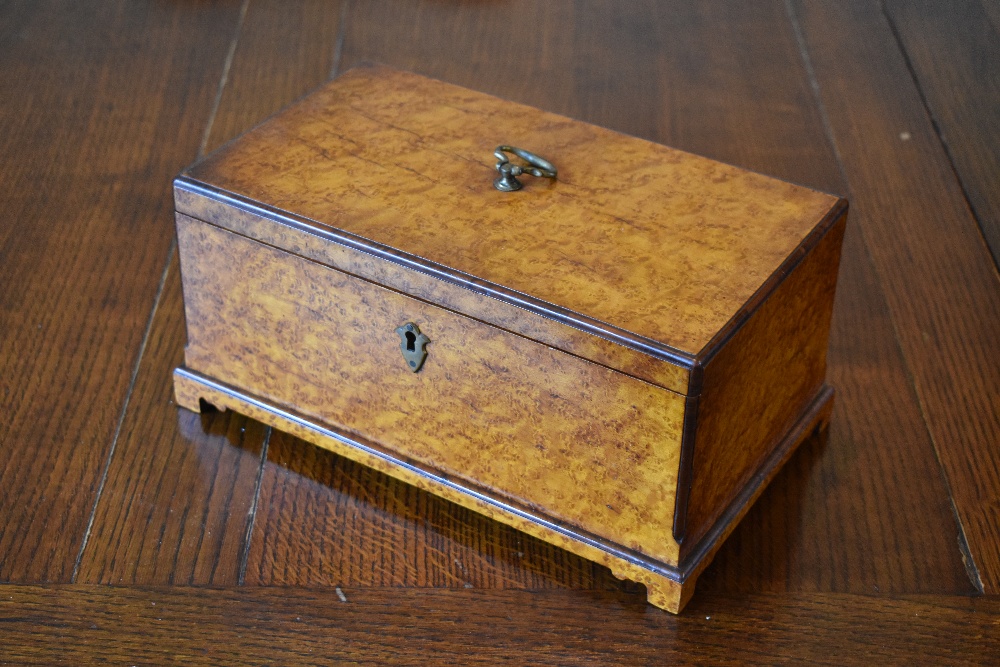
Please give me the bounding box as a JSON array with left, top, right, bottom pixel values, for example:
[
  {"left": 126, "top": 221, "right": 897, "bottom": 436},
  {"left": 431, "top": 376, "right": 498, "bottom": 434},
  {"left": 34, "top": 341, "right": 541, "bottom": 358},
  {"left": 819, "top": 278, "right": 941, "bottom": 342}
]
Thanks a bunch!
[{"left": 172, "top": 65, "right": 846, "bottom": 613}]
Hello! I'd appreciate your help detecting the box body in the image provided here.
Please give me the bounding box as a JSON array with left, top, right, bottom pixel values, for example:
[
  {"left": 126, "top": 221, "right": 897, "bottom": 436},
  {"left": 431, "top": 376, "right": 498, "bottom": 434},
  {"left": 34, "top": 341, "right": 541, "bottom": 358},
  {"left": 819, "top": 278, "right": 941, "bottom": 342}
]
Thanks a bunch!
[{"left": 172, "top": 66, "right": 846, "bottom": 612}]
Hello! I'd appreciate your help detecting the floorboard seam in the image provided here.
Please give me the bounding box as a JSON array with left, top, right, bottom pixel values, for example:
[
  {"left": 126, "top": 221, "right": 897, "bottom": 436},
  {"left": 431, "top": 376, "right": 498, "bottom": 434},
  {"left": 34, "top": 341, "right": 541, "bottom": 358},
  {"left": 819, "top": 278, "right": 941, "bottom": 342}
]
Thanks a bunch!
[
  {"left": 330, "top": 0, "right": 349, "bottom": 79},
  {"left": 198, "top": 0, "right": 250, "bottom": 158},
  {"left": 71, "top": 0, "right": 251, "bottom": 583},
  {"left": 783, "top": 0, "right": 851, "bottom": 193},
  {"left": 878, "top": 0, "right": 998, "bottom": 272},
  {"left": 71, "top": 242, "right": 176, "bottom": 583},
  {"left": 876, "top": 0, "right": 987, "bottom": 594},
  {"left": 237, "top": 427, "right": 272, "bottom": 586},
  {"left": 786, "top": 0, "right": 985, "bottom": 594}
]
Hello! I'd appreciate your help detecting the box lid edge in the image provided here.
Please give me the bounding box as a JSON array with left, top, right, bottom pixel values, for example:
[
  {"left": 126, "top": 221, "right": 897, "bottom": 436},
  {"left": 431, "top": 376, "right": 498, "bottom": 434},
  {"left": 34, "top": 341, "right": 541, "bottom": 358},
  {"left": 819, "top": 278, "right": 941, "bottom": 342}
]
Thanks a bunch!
[{"left": 174, "top": 175, "right": 700, "bottom": 393}]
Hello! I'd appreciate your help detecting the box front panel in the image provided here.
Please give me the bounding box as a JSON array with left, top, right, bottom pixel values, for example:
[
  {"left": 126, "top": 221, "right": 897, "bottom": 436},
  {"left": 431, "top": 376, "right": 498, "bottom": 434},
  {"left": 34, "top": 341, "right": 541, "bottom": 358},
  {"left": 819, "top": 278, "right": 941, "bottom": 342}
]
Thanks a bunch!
[
  {"left": 177, "top": 215, "right": 686, "bottom": 565},
  {"left": 174, "top": 184, "right": 696, "bottom": 395}
]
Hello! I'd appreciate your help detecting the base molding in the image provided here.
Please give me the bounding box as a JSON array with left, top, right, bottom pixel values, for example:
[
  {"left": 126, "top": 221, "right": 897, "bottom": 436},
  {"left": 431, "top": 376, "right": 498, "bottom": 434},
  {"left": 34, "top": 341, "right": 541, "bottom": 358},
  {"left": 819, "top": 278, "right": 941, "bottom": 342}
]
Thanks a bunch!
[{"left": 174, "top": 366, "right": 833, "bottom": 613}]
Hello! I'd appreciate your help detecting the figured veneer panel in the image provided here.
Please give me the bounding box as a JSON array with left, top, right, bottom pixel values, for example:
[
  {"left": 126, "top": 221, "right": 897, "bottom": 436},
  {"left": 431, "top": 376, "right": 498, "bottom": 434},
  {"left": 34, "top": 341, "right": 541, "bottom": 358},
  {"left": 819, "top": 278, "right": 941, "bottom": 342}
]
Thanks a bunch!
[
  {"left": 176, "top": 215, "right": 687, "bottom": 566},
  {"left": 182, "top": 66, "right": 840, "bottom": 360},
  {"left": 174, "top": 183, "right": 695, "bottom": 394},
  {"left": 681, "top": 212, "right": 847, "bottom": 554}
]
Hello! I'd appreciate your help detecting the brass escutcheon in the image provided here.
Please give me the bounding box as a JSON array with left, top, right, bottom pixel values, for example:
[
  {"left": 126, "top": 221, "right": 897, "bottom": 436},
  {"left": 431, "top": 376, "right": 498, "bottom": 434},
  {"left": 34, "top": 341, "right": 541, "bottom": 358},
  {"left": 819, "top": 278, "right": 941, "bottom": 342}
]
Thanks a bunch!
[{"left": 395, "top": 322, "right": 430, "bottom": 372}]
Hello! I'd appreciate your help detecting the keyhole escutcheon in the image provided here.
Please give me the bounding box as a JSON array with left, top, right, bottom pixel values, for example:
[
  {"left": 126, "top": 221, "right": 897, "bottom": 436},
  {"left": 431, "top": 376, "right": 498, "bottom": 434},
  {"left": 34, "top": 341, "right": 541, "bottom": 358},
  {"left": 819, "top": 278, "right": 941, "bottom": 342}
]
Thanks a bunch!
[{"left": 395, "top": 322, "right": 430, "bottom": 372}]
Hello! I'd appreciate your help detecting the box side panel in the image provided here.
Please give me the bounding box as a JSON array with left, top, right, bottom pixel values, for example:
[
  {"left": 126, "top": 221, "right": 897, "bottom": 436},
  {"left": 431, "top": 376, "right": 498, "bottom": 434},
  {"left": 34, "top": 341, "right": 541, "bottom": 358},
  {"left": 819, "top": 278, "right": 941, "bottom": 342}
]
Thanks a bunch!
[
  {"left": 174, "top": 185, "right": 695, "bottom": 394},
  {"left": 678, "top": 212, "right": 846, "bottom": 558},
  {"left": 176, "top": 214, "right": 686, "bottom": 566}
]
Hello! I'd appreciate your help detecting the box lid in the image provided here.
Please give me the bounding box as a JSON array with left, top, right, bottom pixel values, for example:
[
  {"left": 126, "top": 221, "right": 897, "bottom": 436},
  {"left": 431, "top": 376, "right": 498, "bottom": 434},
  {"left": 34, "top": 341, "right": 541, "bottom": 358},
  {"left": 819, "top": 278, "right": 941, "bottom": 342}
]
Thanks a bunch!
[{"left": 175, "top": 65, "right": 844, "bottom": 396}]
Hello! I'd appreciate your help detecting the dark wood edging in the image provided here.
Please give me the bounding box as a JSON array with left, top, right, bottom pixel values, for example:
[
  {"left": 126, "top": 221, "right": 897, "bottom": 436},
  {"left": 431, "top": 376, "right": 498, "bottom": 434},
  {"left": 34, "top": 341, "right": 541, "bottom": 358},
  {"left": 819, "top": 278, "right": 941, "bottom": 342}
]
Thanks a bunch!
[
  {"left": 674, "top": 385, "right": 835, "bottom": 573},
  {"left": 174, "top": 177, "right": 699, "bottom": 373},
  {"left": 695, "top": 198, "right": 848, "bottom": 368}
]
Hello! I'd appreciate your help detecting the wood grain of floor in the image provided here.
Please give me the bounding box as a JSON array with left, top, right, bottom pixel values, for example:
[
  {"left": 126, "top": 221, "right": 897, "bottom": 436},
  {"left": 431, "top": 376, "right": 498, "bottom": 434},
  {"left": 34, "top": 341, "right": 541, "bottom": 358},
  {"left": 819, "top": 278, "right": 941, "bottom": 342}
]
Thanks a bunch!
[{"left": 1, "top": 0, "right": 997, "bottom": 663}]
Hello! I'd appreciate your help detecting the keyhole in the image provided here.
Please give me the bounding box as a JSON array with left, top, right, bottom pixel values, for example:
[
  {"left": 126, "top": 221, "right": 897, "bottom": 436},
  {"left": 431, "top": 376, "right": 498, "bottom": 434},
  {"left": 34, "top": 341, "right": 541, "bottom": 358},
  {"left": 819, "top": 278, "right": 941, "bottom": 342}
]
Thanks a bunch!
[{"left": 397, "top": 322, "right": 428, "bottom": 373}]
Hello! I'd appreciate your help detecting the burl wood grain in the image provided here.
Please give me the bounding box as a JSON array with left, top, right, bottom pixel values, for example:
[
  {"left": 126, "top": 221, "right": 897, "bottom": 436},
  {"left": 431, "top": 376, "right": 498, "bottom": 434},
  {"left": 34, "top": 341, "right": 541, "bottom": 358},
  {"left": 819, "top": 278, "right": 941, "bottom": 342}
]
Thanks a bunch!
[
  {"left": 6, "top": 0, "right": 999, "bottom": 654},
  {"left": 172, "top": 65, "right": 850, "bottom": 612},
  {"left": 680, "top": 213, "right": 846, "bottom": 554},
  {"left": 175, "top": 184, "right": 695, "bottom": 394},
  {"left": 182, "top": 65, "right": 841, "bottom": 359},
  {"left": 176, "top": 215, "right": 687, "bottom": 567}
]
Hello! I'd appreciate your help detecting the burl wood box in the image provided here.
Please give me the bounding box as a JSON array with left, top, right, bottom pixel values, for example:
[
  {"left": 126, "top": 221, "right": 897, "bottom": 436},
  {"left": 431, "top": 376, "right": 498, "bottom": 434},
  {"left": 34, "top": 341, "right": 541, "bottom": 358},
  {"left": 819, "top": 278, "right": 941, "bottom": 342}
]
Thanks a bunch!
[{"left": 172, "top": 65, "right": 846, "bottom": 613}]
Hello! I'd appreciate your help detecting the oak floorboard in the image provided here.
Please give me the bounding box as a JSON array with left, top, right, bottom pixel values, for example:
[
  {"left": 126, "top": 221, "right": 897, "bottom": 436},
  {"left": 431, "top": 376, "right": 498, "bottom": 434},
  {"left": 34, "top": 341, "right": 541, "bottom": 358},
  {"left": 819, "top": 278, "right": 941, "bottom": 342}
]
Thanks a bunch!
[
  {"left": 241, "top": 0, "right": 968, "bottom": 595},
  {"left": 244, "top": 431, "right": 622, "bottom": 589},
  {"left": 74, "top": 259, "right": 268, "bottom": 585},
  {"left": 0, "top": 585, "right": 996, "bottom": 665},
  {"left": 75, "top": 0, "right": 345, "bottom": 585},
  {"left": 202, "top": 0, "right": 344, "bottom": 155},
  {"left": 885, "top": 0, "right": 1000, "bottom": 267},
  {"left": 791, "top": 0, "right": 1000, "bottom": 592},
  {"left": 0, "top": 0, "right": 995, "bottom": 655},
  {"left": 702, "top": 220, "right": 975, "bottom": 595},
  {"left": 0, "top": 0, "right": 243, "bottom": 582}
]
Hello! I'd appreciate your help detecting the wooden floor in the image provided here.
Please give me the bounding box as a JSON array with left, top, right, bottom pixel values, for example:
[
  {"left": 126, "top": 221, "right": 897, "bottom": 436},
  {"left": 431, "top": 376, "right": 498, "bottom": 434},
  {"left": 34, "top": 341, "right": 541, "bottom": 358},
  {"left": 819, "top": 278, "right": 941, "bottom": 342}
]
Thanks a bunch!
[{"left": 2, "top": 0, "right": 998, "bottom": 663}]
